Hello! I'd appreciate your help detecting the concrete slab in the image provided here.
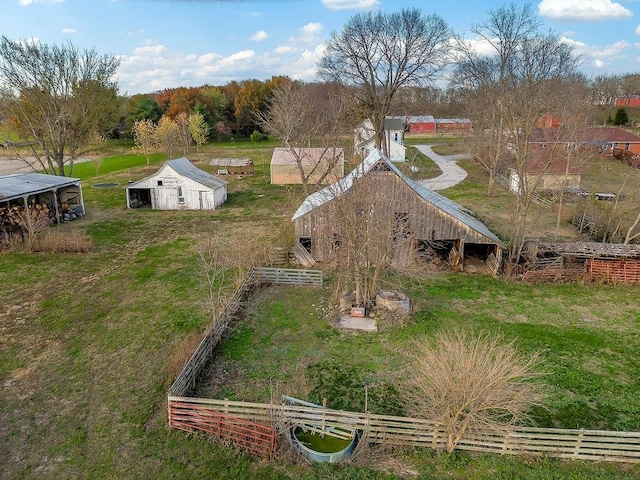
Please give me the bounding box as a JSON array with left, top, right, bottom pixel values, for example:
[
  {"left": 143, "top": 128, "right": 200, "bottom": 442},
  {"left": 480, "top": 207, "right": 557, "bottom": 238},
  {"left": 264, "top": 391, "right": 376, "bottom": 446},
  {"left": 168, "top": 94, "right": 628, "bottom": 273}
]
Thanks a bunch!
[{"left": 338, "top": 315, "right": 377, "bottom": 332}]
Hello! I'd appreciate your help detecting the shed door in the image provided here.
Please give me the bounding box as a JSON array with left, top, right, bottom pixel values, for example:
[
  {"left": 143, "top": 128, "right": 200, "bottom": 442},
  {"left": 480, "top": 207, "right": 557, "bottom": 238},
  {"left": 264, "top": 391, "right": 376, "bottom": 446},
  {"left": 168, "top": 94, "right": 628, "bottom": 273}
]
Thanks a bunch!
[{"left": 152, "top": 188, "right": 178, "bottom": 209}]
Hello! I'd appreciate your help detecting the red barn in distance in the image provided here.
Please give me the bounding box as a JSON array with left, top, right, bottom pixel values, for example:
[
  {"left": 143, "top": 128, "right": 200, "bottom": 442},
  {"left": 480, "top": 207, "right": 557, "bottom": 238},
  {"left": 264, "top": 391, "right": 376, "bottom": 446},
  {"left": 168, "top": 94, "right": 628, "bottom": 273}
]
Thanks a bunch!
[
  {"left": 616, "top": 95, "right": 640, "bottom": 107},
  {"left": 390, "top": 116, "right": 472, "bottom": 134}
]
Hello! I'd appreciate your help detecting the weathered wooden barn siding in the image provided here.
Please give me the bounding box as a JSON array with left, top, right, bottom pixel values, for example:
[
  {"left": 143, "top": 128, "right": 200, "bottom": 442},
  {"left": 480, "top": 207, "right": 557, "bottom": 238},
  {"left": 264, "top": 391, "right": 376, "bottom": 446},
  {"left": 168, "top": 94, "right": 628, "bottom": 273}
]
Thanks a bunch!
[{"left": 295, "top": 171, "right": 494, "bottom": 261}]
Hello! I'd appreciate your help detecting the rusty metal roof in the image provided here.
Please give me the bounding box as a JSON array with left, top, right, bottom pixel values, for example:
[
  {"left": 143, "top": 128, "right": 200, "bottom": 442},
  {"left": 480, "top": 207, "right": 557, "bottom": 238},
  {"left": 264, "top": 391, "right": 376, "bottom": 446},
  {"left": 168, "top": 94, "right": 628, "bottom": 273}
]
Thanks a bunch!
[{"left": 0, "top": 173, "right": 81, "bottom": 202}]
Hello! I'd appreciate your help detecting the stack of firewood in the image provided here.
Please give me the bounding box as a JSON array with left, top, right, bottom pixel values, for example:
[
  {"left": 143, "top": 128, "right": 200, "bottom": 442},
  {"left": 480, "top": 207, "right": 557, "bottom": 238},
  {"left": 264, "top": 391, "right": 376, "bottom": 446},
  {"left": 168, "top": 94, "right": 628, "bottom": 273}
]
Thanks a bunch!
[{"left": 0, "top": 204, "right": 52, "bottom": 227}]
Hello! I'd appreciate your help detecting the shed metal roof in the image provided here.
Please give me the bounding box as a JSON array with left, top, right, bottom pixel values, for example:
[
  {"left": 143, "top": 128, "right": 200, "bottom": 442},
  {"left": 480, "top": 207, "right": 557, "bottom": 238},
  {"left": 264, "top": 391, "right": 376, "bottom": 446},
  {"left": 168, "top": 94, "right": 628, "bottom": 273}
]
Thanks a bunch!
[
  {"left": 270, "top": 147, "right": 345, "bottom": 167},
  {"left": 0, "top": 173, "right": 81, "bottom": 202},
  {"left": 167, "top": 157, "right": 227, "bottom": 189},
  {"left": 210, "top": 158, "right": 253, "bottom": 167},
  {"left": 127, "top": 157, "right": 227, "bottom": 190},
  {"left": 292, "top": 150, "right": 504, "bottom": 246}
]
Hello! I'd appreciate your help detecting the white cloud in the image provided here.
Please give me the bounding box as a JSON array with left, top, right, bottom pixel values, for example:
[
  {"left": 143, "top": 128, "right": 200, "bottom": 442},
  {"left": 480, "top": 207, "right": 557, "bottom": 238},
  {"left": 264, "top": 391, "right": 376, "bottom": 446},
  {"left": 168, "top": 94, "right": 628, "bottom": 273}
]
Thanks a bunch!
[
  {"left": 561, "top": 35, "right": 631, "bottom": 71},
  {"left": 636, "top": 25, "right": 640, "bottom": 35},
  {"left": 290, "top": 44, "right": 327, "bottom": 80},
  {"left": 61, "top": 28, "right": 75, "bottom": 34},
  {"left": 463, "top": 37, "right": 497, "bottom": 57},
  {"left": 274, "top": 45, "right": 296, "bottom": 54},
  {"left": 132, "top": 44, "right": 167, "bottom": 56},
  {"left": 321, "top": 0, "right": 379, "bottom": 10},
  {"left": 250, "top": 30, "right": 268, "bottom": 42},
  {"left": 290, "top": 22, "right": 323, "bottom": 44},
  {"left": 117, "top": 39, "right": 324, "bottom": 95},
  {"left": 538, "top": 0, "right": 632, "bottom": 21}
]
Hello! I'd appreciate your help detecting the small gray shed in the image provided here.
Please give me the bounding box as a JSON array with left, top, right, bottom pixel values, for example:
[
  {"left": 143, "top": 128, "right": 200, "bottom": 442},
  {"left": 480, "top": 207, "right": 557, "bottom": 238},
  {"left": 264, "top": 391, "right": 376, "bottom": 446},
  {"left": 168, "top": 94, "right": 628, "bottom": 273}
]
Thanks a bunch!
[{"left": 126, "top": 157, "right": 227, "bottom": 210}]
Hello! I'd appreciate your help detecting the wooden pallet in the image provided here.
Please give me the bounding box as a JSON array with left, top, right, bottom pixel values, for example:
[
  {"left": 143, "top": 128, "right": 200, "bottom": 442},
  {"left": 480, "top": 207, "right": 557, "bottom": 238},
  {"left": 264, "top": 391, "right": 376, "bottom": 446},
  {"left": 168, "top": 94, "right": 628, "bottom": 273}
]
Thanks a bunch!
[{"left": 292, "top": 242, "right": 316, "bottom": 268}]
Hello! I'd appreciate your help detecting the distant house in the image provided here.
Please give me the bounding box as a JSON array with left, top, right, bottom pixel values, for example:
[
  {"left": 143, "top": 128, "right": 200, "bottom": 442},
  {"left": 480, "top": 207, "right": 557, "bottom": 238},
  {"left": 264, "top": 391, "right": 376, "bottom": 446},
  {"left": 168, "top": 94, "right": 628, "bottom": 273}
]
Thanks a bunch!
[
  {"left": 292, "top": 150, "right": 504, "bottom": 270},
  {"left": 270, "top": 147, "right": 344, "bottom": 185},
  {"left": 355, "top": 118, "right": 406, "bottom": 162},
  {"left": 508, "top": 149, "right": 583, "bottom": 194},
  {"left": 0, "top": 172, "right": 85, "bottom": 224},
  {"left": 126, "top": 157, "right": 227, "bottom": 210},
  {"left": 210, "top": 158, "right": 254, "bottom": 176},
  {"left": 537, "top": 113, "right": 561, "bottom": 129},
  {"left": 616, "top": 95, "right": 640, "bottom": 108},
  {"left": 530, "top": 125, "right": 640, "bottom": 156}
]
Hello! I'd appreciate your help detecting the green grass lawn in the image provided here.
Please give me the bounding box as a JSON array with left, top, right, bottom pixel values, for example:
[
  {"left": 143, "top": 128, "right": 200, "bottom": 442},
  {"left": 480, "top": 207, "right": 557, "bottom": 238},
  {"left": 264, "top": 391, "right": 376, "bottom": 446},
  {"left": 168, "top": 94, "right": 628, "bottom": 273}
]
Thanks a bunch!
[{"left": 1, "top": 139, "right": 639, "bottom": 479}]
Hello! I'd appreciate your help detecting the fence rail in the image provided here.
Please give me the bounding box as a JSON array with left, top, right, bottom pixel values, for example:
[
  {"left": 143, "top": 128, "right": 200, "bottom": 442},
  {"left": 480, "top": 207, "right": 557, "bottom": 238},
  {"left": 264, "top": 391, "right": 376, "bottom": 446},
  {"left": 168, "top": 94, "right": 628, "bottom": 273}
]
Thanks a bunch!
[
  {"left": 169, "top": 400, "right": 275, "bottom": 458},
  {"left": 168, "top": 267, "right": 323, "bottom": 397},
  {"left": 254, "top": 267, "right": 323, "bottom": 286},
  {"left": 587, "top": 259, "right": 640, "bottom": 284},
  {"left": 168, "top": 397, "right": 640, "bottom": 464}
]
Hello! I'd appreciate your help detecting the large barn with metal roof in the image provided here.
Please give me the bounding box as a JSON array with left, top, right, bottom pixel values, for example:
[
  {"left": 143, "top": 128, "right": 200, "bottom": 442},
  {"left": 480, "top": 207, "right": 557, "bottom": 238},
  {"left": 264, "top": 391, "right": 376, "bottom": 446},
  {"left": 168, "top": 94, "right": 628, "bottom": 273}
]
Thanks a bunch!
[
  {"left": 126, "top": 157, "right": 227, "bottom": 210},
  {"left": 292, "top": 150, "right": 504, "bottom": 272}
]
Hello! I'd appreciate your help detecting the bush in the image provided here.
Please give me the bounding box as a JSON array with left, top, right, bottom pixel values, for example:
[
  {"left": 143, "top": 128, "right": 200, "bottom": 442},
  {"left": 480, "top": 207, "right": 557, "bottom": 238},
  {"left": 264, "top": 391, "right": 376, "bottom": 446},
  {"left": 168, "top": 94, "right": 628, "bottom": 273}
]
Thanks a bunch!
[
  {"left": 614, "top": 108, "right": 628, "bottom": 126},
  {"left": 250, "top": 130, "right": 267, "bottom": 142},
  {"left": 400, "top": 330, "right": 545, "bottom": 452}
]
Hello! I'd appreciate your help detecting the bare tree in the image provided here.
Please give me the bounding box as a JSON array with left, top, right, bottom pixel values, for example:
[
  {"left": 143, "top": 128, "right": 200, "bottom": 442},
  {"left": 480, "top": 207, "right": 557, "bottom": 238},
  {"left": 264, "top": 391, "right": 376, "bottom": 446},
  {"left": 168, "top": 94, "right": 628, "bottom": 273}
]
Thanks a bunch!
[
  {"left": 453, "top": 2, "right": 541, "bottom": 197},
  {"left": 452, "top": 2, "right": 580, "bottom": 261},
  {"left": 0, "top": 36, "right": 120, "bottom": 176},
  {"left": 318, "top": 8, "right": 449, "bottom": 158},
  {"left": 175, "top": 112, "right": 191, "bottom": 155},
  {"left": 624, "top": 210, "right": 640, "bottom": 244},
  {"left": 590, "top": 74, "right": 622, "bottom": 125},
  {"left": 259, "top": 81, "right": 349, "bottom": 195},
  {"left": 401, "top": 330, "right": 544, "bottom": 453},
  {"left": 319, "top": 161, "right": 417, "bottom": 308}
]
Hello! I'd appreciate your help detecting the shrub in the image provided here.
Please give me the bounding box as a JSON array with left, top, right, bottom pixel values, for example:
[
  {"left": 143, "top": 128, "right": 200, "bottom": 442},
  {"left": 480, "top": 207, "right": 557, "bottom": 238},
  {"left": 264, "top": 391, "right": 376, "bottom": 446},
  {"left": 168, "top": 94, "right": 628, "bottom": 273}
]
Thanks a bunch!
[
  {"left": 613, "top": 108, "right": 628, "bottom": 126},
  {"left": 400, "top": 330, "right": 545, "bottom": 452},
  {"left": 250, "top": 130, "right": 267, "bottom": 142}
]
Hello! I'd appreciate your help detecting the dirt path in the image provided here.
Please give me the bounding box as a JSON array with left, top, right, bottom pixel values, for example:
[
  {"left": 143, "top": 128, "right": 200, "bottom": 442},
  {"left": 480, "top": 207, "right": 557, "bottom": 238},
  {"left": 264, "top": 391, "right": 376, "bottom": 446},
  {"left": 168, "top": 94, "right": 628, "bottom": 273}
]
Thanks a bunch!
[
  {"left": 414, "top": 144, "right": 469, "bottom": 190},
  {"left": 0, "top": 155, "right": 96, "bottom": 176}
]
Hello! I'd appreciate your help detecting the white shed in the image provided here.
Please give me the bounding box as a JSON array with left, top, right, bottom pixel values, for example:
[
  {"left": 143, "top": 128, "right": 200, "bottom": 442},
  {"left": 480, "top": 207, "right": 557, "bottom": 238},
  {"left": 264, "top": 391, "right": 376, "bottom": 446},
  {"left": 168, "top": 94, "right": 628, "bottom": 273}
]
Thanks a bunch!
[{"left": 126, "top": 157, "right": 227, "bottom": 210}]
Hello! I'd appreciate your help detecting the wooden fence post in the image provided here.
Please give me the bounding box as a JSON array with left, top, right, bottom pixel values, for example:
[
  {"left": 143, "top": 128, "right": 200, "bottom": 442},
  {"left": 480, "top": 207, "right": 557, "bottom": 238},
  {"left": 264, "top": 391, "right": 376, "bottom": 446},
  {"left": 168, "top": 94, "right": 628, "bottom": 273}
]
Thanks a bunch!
[{"left": 573, "top": 429, "right": 585, "bottom": 459}]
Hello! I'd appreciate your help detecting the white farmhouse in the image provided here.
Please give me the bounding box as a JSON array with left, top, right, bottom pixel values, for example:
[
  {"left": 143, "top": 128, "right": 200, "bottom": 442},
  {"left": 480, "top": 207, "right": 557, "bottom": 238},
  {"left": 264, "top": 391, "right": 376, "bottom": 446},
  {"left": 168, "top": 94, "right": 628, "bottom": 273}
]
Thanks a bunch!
[
  {"left": 126, "top": 157, "right": 227, "bottom": 210},
  {"left": 354, "top": 117, "right": 406, "bottom": 162}
]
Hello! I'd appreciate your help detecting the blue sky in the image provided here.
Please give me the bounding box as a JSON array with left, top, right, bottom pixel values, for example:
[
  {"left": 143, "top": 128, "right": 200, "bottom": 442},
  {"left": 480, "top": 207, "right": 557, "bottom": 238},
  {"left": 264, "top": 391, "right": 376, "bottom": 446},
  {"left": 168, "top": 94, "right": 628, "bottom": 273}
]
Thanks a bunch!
[{"left": 2, "top": 0, "right": 640, "bottom": 95}]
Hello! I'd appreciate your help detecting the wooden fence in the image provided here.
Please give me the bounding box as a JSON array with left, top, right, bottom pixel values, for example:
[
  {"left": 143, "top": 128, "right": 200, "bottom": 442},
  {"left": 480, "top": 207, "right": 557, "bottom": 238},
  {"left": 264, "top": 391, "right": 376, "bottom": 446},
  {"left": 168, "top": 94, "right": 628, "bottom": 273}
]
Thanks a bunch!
[
  {"left": 167, "top": 397, "right": 640, "bottom": 464},
  {"left": 169, "top": 267, "right": 323, "bottom": 397},
  {"left": 254, "top": 267, "right": 322, "bottom": 286},
  {"left": 169, "top": 399, "right": 275, "bottom": 458},
  {"left": 587, "top": 258, "right": 640, "bottom": 284}
]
